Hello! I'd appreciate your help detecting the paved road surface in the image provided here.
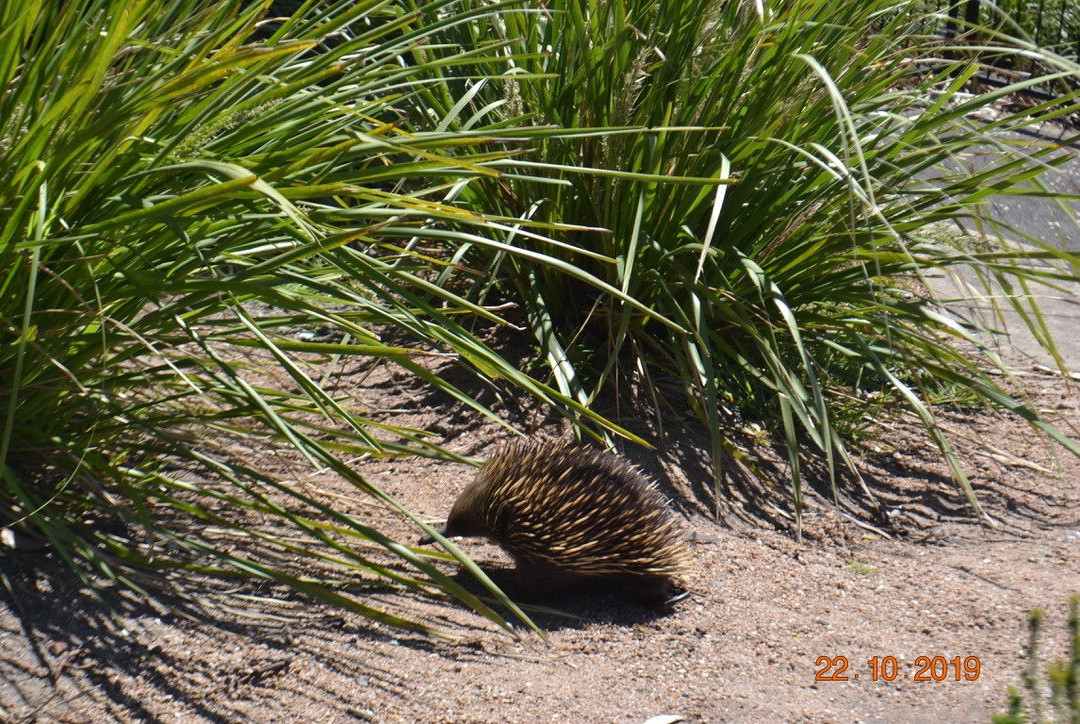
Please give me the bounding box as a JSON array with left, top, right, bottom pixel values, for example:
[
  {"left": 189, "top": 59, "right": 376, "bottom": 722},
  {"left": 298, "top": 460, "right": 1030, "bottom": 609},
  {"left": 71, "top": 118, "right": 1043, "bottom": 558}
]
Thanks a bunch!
[
  {"left": 973, "top": 127, "right": 1080, "bottom": 253},
  {"left": 931, "top": 125, "right": 1080, "bottom": 369}
]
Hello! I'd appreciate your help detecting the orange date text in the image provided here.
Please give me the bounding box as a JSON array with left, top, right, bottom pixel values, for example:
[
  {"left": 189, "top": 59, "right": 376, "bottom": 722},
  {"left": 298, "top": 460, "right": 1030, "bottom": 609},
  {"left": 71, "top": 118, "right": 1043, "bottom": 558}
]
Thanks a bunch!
[{"left": 814, "top": 656, "right": 981, "bottom": 682}]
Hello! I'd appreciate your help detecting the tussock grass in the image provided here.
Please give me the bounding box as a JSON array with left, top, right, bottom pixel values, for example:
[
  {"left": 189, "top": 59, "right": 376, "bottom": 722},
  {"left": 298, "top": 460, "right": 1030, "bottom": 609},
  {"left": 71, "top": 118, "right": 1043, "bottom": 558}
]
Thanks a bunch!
[
  {"left": 3, "top": 0, "right": 1080, "bottom": 636},
  {"left": 0, "top": 0, "right": 619, "bottom": 634},
  {"left": 429, "top": 0, "right": 1080, "bottom": 527}
]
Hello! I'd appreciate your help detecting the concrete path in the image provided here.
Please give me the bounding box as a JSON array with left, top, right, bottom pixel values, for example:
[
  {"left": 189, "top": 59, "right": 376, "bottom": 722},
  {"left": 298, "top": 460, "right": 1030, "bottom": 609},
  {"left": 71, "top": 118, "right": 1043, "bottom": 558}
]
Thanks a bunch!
[
  {"left": 972, "top": 127, "right": 1080, "bottom": 253},
  {"left": 931, "top": 126, "right": 1080, "bottom": 371}
]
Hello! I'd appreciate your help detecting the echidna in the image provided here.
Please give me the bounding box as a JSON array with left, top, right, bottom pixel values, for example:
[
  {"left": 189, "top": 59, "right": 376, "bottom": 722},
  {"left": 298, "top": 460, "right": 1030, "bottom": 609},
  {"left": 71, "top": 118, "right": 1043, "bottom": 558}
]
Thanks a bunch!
[{"left": 419, "top": 439, "right": 690, "bottom": 606}]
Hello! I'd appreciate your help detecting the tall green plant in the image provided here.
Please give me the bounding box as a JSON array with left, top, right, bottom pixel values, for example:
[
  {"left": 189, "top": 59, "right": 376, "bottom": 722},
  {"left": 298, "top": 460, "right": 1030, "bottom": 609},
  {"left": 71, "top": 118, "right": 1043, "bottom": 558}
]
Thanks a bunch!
[
  {"left": 0, "top": 0, "right": 645, "bottom": 634},
  {"left": 430, "top": 0, "right": 1080, "bottom": 526}
]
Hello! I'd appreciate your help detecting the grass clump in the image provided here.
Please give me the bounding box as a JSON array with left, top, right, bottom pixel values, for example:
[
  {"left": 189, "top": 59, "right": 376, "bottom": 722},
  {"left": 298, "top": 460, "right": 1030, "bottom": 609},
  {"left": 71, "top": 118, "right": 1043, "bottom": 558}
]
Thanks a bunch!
[
  {"left": 994, "top": 597, "right": 1080, "bottom": 723},
  {"left": 845, "top": 559, "right": 880, "bottom": 576},
  {"left": 995, "top": 0, "right": 1080, "bottom": 61},
  {"left": 428, "top": 0, "right": 1080, "bottom": 525},
  {"left": 3, "top": 0, "right": 1080, "bottom": 638},
  {"left": 1, "top": 0, "right": 628, "bottom": 634}
]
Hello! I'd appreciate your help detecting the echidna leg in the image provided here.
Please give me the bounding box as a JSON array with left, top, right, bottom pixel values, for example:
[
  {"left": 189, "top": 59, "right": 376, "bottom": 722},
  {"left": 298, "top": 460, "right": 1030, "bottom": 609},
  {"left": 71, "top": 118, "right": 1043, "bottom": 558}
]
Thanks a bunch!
[
  {"left": 513, "top": 562, "right": 580, "bottom": 601},
  {"left": 632, "top": 575, "right": 685, "bottom": 609}
]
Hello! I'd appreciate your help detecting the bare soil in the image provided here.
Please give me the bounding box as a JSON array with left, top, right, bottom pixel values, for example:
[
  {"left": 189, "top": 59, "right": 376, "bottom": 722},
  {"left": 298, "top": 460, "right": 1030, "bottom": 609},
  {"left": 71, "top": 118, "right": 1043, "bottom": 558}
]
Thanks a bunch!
[{"left": 2, "top": 355, "right": 1079, "bottom": 723}]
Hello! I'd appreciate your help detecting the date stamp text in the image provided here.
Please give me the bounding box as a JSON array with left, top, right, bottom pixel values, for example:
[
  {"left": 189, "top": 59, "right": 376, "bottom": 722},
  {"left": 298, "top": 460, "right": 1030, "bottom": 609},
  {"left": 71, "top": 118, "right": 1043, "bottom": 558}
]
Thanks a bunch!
[{"left": 814, "top": 655, "right": 982, "bottom": 682}]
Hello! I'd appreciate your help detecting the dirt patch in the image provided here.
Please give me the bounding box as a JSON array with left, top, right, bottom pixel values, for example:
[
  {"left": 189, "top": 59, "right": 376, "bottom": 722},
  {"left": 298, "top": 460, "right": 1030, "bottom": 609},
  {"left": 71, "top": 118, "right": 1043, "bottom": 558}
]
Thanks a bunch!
[{"left": 2, "top": 356, "right": 1078, "bottom": 722}]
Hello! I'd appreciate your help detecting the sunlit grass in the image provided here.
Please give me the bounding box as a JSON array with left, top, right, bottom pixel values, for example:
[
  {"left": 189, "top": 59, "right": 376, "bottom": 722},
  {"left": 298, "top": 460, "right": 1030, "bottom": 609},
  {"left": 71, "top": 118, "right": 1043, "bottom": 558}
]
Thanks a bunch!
[
  {"left": 4, "top": 0, "right": 1080, "bottom": 638},
  {"left": 0, "top": 0, "right": 622, "bottom": 634},
  {"left": 426, "top": 0, "right": 1080, "bottom": 528}
]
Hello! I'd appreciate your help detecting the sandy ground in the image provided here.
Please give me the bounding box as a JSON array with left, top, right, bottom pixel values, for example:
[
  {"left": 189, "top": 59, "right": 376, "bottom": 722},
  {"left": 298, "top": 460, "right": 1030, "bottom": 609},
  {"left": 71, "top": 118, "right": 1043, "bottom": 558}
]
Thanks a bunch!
[{"left": 2, "top": 354, "right": 1079, "bottom": 722}]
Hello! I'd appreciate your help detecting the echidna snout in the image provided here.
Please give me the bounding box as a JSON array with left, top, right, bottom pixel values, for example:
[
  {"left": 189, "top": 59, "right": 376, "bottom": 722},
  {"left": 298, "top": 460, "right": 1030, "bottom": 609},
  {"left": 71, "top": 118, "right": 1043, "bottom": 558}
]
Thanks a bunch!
[
  {"left": 422, "top": 439, "right": 690, "bottom": 605},
  {"left": 415, "top": 527, "right": 444, "bottom": 546}
]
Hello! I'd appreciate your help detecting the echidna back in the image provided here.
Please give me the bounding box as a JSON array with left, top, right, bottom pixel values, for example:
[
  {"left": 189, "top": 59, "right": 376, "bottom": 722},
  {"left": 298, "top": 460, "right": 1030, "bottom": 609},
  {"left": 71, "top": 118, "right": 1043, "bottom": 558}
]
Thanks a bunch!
[{"left": 461, "top": 440, "right": 688, "bottom": 579}]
